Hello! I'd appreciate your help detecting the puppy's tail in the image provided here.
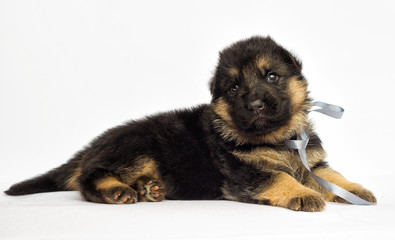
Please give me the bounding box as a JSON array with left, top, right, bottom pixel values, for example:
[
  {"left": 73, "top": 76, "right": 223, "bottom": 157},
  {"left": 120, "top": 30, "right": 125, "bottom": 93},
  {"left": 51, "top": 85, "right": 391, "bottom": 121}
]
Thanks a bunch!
[{"left": 4, "top": 153, "right": 82, "bottom": 196}]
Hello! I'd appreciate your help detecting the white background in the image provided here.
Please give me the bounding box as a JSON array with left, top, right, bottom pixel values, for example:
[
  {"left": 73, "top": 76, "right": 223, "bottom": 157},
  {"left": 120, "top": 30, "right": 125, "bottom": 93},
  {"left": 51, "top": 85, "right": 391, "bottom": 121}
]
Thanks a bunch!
[
  {"left": 1, "top": 1, "right": 395, "bottom": 239},
  {"left": 1, "top": 0, "right": 394, "bottom": 183},
  {"left": 1, "top": 0, "right": 395, "bottom": 183}
]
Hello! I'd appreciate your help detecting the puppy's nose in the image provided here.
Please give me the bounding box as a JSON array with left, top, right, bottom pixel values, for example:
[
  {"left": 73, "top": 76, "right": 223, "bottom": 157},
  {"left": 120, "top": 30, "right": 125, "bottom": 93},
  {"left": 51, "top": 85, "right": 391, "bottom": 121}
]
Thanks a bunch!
[{"left": 248, "top": 99, "right": 264, "bottom": 112}]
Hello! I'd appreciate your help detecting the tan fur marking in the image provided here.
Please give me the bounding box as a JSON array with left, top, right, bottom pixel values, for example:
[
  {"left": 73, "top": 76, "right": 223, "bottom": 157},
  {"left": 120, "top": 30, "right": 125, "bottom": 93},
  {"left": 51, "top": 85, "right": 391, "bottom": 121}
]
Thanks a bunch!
[
  {"left": 212, "top": 97, "right": 234, "bottom": 123},
  {"left": 272, "top": 110, "right": 308, "bottom": 141},
  {"left": 118, "top": 157, "right": 160, "bottom": 185},
  {"left": 66, "top": 167, "right": 82, "bottom": 191},
  {"left": 306, "top": 148, "right": 327, "bottom": 168},
  {"left": 229, "top": 67, "right": 239, "bottom": 77},
  {"left": 288, "top": 77, "right": 308, "bottom": 109},
  {"left": 256, "top": 57, "right": 269, "bottom": 70},
  {"left": 242, "top": 65, "right": 258, "bottom": 86},
  {"left": 254, "top": 172, "right": 321, "bottom": 207},
  {"left": 232, "top": 148, "right": 294, "bottom": 171},
  {"left": 221, "top": 187, "right": 238, "bottom": 201},
  {"left": 96, "top": 176, "right": 128, "bottom": 191},
  {"left": 134, "top": 158, "right": 159, "bottom": 179},
  {"left": 232, "top": 147, "right": 326, "bottom": 183}
]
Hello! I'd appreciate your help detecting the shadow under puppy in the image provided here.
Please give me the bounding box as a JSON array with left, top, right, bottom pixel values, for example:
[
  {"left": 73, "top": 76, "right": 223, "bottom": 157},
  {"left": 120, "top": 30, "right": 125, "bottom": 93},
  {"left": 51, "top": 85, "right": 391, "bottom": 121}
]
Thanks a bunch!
[{"left": 5, "top": 36, "right": 376, "bottom": 211}]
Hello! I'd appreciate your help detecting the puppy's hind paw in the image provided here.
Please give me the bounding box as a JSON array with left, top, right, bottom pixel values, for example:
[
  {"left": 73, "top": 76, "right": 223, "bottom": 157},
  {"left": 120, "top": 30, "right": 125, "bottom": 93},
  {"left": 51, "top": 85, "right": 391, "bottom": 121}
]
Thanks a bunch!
[
  {"left": 135, "top": 177, "right": 165, "bottom": 202},
  {"left": 95, "top": 186, "right": 137, "bottom": 204}
]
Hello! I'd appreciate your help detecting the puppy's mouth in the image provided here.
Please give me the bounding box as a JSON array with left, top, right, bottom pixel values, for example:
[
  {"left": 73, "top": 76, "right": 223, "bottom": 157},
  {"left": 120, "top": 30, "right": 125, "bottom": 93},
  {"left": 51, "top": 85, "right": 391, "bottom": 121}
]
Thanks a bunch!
[
  {"left": 237, "top": 100, "right": 291, "bottom": 135},
  {"left": 249, "top": 111, "right": 265, "bottom": 124},
  {"left": 248, "top": 115, "right": 278, "bottom": 135},
  {"left": 248, "top": 101, "right": 280, "bottom": 123}
]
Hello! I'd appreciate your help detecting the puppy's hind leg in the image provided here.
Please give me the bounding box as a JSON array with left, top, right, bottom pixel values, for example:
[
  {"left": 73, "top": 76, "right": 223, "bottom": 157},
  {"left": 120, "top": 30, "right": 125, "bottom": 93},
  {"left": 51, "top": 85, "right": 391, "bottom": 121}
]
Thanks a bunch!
[
  {"left": 78, "top": 156, "right": 165, "bottom": 204},
  {"left": 78, "top": 167, "right": 138, "bottom": 204}
]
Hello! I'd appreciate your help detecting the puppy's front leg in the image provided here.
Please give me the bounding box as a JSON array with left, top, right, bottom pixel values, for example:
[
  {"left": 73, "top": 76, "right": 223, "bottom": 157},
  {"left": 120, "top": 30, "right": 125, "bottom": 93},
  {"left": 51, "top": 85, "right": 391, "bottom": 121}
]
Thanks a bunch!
[
  {"left": 253, "top": 171, "right": 325, "bottom": 211},
  {"left": 307, "top": 167, "right": 377, "bottom": 204},
  {"left": 223, "top": 168, "right": 326, "bottom": 211}
]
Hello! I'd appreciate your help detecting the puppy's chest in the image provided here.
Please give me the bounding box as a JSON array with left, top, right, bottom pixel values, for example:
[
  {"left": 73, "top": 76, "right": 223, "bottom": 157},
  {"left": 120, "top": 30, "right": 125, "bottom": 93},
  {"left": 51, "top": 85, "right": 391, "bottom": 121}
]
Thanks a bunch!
[{"left": 230, "top": 146, "right": 322, "bottom": 179}]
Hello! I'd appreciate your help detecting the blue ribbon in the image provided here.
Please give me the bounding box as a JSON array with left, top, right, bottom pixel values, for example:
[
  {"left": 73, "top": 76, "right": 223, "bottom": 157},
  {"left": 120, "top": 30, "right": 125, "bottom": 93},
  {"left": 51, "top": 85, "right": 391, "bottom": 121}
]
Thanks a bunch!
[{"left": 285, "top": 101, "right": 373, "bottom": 205}]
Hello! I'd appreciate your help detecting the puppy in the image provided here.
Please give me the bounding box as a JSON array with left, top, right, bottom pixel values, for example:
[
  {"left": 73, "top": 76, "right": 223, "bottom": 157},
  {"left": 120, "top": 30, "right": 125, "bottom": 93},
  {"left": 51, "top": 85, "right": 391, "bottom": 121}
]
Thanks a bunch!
[{"left": 5, "top": 36, "right": 376, "bottom": 211}]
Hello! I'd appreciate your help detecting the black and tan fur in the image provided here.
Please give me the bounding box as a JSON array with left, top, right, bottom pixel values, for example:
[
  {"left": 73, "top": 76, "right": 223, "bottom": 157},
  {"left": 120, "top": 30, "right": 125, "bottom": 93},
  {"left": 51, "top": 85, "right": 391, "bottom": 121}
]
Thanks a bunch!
[{"left": 5, "top": 36, "right": 376, "bottom": 211}]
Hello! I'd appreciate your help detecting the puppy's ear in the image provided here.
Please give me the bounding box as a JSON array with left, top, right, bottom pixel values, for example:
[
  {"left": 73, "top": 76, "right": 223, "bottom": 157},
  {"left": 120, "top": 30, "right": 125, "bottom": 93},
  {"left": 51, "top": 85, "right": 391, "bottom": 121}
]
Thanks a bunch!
[
  {"left": 266, "top": 35, "right": 302, "bottom": 72},
  {"left": 288, "top": 52, "right": 303, "bottom": 71}
]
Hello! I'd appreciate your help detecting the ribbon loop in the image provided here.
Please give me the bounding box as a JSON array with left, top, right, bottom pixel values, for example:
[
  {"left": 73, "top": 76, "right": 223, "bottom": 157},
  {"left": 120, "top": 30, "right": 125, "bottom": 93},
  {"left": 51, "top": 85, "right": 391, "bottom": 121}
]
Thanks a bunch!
[
  {"left": 285, "top": 101, "right": 372, "bottom": 205},
  {"left": 311, "top": 101, "right": 344, "bottom": 119},
  {"left": 284, "top": 138, "right": 308, "bottom": 150}
]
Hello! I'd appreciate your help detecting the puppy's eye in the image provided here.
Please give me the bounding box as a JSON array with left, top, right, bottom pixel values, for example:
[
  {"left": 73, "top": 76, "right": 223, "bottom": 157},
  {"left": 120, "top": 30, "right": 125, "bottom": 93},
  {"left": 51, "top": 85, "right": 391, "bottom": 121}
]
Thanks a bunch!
[
  {"left": 231, "top": 84, "right": 239, "bottom": 92},
  {"left": 267, "top": 73, "right": 279, "bottom": 83}
]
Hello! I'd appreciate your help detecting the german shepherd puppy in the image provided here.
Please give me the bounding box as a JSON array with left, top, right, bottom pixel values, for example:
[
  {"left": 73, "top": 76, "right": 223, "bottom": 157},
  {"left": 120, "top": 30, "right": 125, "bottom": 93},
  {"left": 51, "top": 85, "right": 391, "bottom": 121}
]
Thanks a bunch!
[{"left": 5, "top": 36, "right": 376, "bottom": 211}]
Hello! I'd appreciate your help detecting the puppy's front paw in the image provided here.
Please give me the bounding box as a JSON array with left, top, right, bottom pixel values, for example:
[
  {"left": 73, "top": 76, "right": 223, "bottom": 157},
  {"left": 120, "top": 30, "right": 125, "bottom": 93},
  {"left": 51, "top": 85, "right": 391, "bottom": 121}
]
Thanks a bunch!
[
  {"left": 287, "top": 193, "right": 326, "bottom": 212},
  {"left": 334, "top": 186, "right": 377, "bottom": 204},
  {"left": 254, "top": 172, "right": 326, "bottom": 212}
]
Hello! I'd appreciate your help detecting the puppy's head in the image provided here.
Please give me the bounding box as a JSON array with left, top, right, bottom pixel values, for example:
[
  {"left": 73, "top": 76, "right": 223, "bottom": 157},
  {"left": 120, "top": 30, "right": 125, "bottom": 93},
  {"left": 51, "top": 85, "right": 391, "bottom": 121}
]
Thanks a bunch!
[{"left": 210, "top": 36, "right": 310, "bottom": 144}]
